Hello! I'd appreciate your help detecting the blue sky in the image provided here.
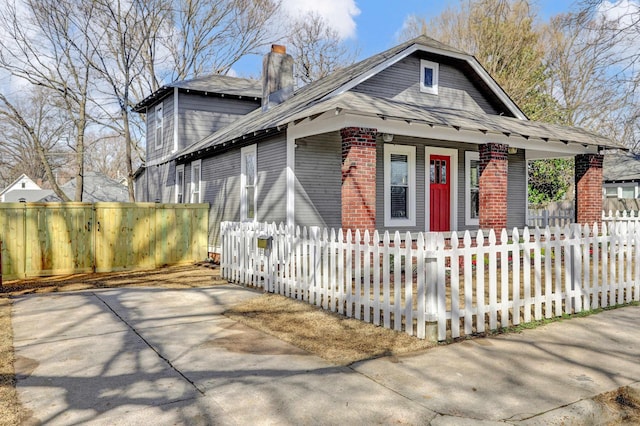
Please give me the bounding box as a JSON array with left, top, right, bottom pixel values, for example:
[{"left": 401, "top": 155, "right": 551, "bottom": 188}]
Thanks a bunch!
[{"left": 232, "top": 0, "right": 579, "bottom": 77}]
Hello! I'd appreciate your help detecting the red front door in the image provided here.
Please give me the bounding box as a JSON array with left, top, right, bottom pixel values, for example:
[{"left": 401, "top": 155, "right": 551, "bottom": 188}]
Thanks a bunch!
[{"left": 430, "top": 155, "right": 451, "bottom": 231}]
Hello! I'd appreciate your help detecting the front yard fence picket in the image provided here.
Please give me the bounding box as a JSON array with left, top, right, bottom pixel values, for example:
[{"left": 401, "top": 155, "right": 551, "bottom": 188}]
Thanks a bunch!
[{"left": 221, "top": 220, "right": 640, "bottom": 341}]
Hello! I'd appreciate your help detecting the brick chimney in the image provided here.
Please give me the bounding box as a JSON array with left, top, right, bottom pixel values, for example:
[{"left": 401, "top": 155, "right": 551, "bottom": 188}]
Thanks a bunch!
[{"left": 262, "top": 44, "right": 294, "bottom": 111}]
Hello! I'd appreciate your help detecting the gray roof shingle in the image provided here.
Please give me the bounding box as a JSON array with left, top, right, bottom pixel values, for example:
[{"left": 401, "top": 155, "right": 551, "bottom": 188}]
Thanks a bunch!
[
  {"left": 133, "top": 74, "right": 261, "bottom": 112},
  {"left": 174, "top": 35, "right": 620, "bottom": 161},
  {"left": 604, "top": 152, "right": 640, "bottom": 182}
]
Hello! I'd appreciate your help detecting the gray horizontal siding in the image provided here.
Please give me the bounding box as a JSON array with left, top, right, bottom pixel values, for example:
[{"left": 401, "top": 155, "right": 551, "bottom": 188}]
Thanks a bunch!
[
  {"left": 295, "top": 132, "right": 342, "bottom": 230},
  {"left": 507, "top": 149, "right": 527, "bottom": 229},
  {"left": 177, "top": 93, "right": 259, "bottom": 150},
  {"left": 352, "top": 53, "right": 499, "bottom": 115},
  {"left": 200, "top": 134, "right": 287, "bottom": 249},
  {"left": 144, "top": 161, "right": 175, "bottom": 203},
  {"left": 146, "top": 94, "right": 175, "bottom": 163},
  {"left": 201, "top": 149, "right": 241, "bottom": 249},
  {"left": 256, "top": 137, "right": 287, "bottom": 224}
]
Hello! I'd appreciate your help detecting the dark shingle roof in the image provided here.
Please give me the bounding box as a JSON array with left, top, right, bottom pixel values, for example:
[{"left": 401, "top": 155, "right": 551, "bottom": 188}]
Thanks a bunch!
[
  {"left": 177, "top": 36, "right": 472, "bottom": 158},
  {"left": 604, "top": 152, "right": 640, "bottom": 182},
  {"left": 39, "top": 172, "right": 129, "bottom": 202},
  {"left": 174, "top": 35, "right": 619, "bottom": 161},
  {"left": 133, "top": 74, "right": 261, "bottom": 112}
]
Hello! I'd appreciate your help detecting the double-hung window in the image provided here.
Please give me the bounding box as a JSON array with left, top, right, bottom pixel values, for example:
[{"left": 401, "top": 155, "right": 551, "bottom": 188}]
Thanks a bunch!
[
  {"left": 465, "top": 151, "right": 480, "bottom": 226},
  {"left": 241, "top": 145, "right": 257, "bottom": 221},
  {"left": 384, "top": 144, "right": 416, "bottom": 227},
  {"left": 190, "top": 160, "right": 201, "bottom": 203},
  {"left": 175, "top": 164, "right": 185, "bottom": 203},
  {"left": 154, "top": 103, "right": 163, "bottom": 149},
  {"left": 420, "top": 60, "right": 439, "bottom": 95}
]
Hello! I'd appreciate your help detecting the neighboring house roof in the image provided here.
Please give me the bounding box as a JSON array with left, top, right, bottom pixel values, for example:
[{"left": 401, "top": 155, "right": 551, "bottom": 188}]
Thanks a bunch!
[
  {"left": 0, "top": 174, "right": 39, "bottom": 197},
  {"left": 3, "top": 189, "right": 54, "bottom": 202},
  {"left": 175, "top": 35, "right": 620, "bottom": 162},
  {"left": 603, "top": 152, "right": 640, "bottom": 182},
  {"left": 0, "top": 174, "right": 48, "bottom": 202},
  {"left": 133, "top": 74, "right": 262, "bottom": 112},
  {"left": 39, "top": 172, "right": 129, "bottom": 202}
]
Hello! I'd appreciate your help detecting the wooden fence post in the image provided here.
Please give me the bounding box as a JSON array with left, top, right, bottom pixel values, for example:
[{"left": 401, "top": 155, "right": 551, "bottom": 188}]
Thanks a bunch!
[{"left": 424, "top": 232, "right": 438, "bottom": 342}]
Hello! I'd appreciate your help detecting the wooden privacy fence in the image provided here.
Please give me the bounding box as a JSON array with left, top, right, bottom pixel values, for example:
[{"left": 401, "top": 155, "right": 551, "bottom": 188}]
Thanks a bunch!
[
  {"left": 0, "top": 202, "right": 209, "bottom": 280},
  {"left": 221, "top": 221, "right": 640, "bottom": 342}
]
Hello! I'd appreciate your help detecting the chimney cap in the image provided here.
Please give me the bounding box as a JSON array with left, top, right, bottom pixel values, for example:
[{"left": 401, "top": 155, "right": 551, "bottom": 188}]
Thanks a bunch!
[{"left": 271, "top": 44, "right": 286, "bottom": 54}]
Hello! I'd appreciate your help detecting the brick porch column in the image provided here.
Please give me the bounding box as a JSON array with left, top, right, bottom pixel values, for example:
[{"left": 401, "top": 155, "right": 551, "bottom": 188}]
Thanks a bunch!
[
  {"left": 575, "top": 153, "right": 604, "bottom": 226},
  {"left": 479, "top": 143, "right": 508, "bottom": 231},
  {"left": 341, "top": 127, "right": 377, "bottom": 232}
]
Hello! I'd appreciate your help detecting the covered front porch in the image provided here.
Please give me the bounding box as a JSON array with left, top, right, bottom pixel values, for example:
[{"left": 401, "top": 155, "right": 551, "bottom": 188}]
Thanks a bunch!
[{"left": 285, "top": 92, "right": 613, "bottom": 234}]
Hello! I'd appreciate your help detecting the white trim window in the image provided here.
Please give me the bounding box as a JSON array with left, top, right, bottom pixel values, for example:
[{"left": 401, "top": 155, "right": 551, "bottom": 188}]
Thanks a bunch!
[
  {"left": 241, "top": 145, "right": 257, "bottom": 221},
  {"left": 175, "top": 164, "right": 185, "bottom": 203},
  {"left": 420, "top": 59, "right": 439, "bottom": 95},
  {"left": 190, "top": 159, "right": 202, "bottom": 203},
  {"left": 154, "top": 103, "right": 163, "bottom": 149},
  {"left": 384, "top": 144, "right": 416, "bottom": 227},
  {"left": 465, "top": 151, "right": 480, "bottom": 226}
]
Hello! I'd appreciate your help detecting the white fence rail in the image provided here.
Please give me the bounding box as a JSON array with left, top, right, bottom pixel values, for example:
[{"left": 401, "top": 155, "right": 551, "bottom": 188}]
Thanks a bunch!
[
  {"left": 221, "top": 221, "right": 640, "bottom": 342},
  {"left": 528, "top": 208, "right": 640, "bottom": 228},
  {"left": 603, "top": 210, "right": 640, "bottom": 223}
]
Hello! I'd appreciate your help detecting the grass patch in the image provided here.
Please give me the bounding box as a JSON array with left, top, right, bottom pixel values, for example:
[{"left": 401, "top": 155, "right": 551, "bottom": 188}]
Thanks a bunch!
[
  {"left": 489, "top": 301, "right": 640, "bottom": 336},
  {"left": 225, "top": 293, "right": 436, "bottom": 366}
]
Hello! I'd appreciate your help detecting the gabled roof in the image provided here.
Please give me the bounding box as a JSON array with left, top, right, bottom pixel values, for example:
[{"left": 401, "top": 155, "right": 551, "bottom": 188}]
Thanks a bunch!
[
  {"left": 39, "top": 172, "right": 129, "bottom": 202},
  {"left": 604, "top": 152, "right": 640, "bottom": 182},
  {"left": 175, "top": 35, "right": 620, "bottom": 162},
  {"left": 0, "top": 174, "right": 40, "bottom": 197},
  {"left": 133, "top": 74, "right": 262, "bottom": 112}
]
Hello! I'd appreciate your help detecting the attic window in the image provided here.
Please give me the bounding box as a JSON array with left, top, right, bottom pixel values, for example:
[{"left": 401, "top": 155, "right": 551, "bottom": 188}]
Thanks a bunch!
[{"left": 420, "top": 60, "right": 439, "bottom": 95}]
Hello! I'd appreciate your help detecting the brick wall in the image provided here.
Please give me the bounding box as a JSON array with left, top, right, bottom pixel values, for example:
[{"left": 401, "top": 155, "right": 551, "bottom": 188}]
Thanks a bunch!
[
  {"left": 479, "top": 143, "right": 508, "bottom": 231},
  {"left": 341, "top": 127, "right": 378, "bottom": 232},
  {"left": 575, "top": 153, "right": 603, "bottom": 226}
]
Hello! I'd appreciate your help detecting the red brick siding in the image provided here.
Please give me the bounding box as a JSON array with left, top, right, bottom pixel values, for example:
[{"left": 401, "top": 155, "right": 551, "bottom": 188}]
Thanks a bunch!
[
  {"left": 341, "top": 127, "right": 377, "bottom": 232},
  {"left": 575, "top": 154, "right": 603, "bottom": 226},
  {"left": 479, "top": 143, "right": 508, "bottom": 231}
]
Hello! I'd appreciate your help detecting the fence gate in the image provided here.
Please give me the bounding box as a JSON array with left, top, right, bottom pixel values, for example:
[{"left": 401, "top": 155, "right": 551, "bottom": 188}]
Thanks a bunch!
[{"left": 1, "top": 202, "right": 208, "bottom": 280}]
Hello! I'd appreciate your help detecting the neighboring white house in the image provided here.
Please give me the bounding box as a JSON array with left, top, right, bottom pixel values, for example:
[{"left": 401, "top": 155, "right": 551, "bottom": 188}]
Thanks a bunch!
[{"left": 0, "top": 174, "right": 53, "bottom": 202}]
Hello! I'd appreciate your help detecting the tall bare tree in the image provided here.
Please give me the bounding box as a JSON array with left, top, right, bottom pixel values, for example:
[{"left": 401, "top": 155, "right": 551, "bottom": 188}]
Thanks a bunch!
[
  {"left": 0, "top": 0, "right": 100, "bottom": 200},
  {"left": 573, "top": 1, "right": 640, "bottom": 149},
  {"left": 543, "top": 13, "right": 625, "bottom": 132},
  {"left": 286, "top": 11, "right": 359, "bottom": 85},
  {"left": 0, "top": 89, "right": 72, "bottom": 200},
  {"left": 159, "top": 0, "right": 280, "bottom": 81},
  {"left": 83, "top": 0, "right": 167, "bottom": 201}
]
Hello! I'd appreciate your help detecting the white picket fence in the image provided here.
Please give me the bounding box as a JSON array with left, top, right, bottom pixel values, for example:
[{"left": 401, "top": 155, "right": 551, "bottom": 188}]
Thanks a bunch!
[
  {"left": 220, "top": 221, "right": 640, "bottom": 341},
  {"left": 603, "top": 210, "right": 640, "bottom": 223}
]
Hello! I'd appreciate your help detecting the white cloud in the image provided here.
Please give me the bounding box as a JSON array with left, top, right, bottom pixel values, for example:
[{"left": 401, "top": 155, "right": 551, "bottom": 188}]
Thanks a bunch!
[
  {"left": 279, "top": 0, "right": 361, "bottom": 39},
  {"left": 597, "top": 0, "right": 640, "bottom": 26}
]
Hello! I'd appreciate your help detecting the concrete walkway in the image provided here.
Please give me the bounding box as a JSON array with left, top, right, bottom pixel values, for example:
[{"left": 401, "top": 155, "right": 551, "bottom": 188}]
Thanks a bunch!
[{"left": 11, "top": 285, "right": 640, "bottom": 425}]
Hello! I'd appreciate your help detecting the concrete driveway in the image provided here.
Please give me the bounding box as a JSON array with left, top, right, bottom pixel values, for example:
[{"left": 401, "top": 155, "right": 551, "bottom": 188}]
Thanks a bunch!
[{"left": 12, "top": 285, "right": 640, "bottom": 425}]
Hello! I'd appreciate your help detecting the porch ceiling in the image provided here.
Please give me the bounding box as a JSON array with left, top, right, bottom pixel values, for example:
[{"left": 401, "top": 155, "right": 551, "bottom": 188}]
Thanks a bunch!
[{"left": 286, "top": 92, "right": 622, "bottom": 154}]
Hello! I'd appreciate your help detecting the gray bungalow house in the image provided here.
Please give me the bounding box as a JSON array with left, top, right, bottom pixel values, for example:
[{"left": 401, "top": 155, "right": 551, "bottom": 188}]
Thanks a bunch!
[{"left": 134, "top": 36, "right": 619, "bottom": 253}]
